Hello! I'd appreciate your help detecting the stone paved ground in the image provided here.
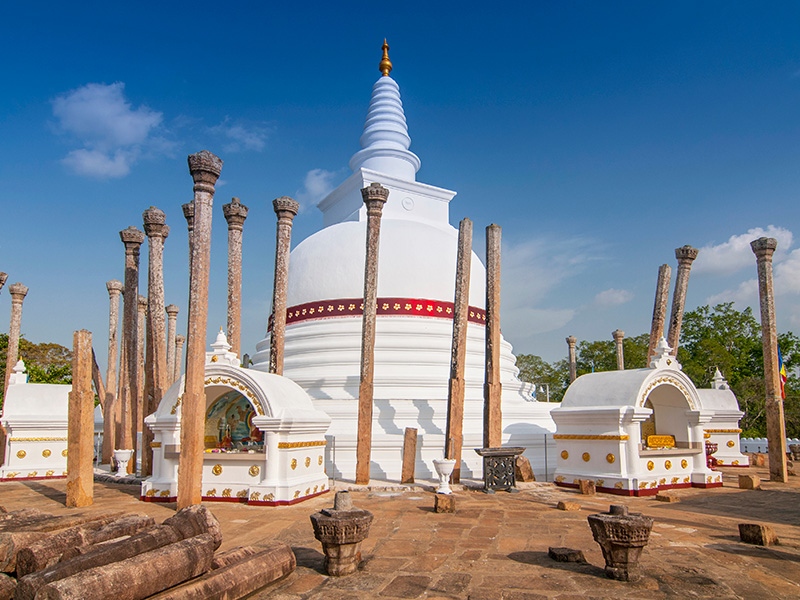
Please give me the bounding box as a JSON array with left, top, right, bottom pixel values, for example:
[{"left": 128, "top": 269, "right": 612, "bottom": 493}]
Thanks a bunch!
[{"left": 1, "top": 464, "right": 799, "bottom": 599}]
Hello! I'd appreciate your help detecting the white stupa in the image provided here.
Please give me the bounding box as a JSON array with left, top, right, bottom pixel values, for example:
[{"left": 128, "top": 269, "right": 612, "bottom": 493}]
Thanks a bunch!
[{"left": 251, "top": 42, "right": 556, "bottom": 481}]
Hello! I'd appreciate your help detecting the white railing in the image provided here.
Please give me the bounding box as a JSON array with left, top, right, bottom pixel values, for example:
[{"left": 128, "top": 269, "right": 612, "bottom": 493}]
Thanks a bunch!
[{"left": 740, "top": 437, "right": 800, "bottom": 453}]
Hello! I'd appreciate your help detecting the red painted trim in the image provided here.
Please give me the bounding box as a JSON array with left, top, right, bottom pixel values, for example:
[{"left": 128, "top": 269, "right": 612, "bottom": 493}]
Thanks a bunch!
[
  {"left": 692, "top": 482, "right": 724, "bottom": 489},
  {"left": 268, "top": 297, "right": 487, "bottom": 330},
  {"left": 141, "top": 495, "right": 176, "bottom": 503},
  {"left": 0, "top": 475, "right": 66, "bottom": 483},
  {"left": 140, "top": 489, "right": 331, "bottom": 506},
  {"left": 201, "top": 496, "right": 248, "bottom": 503},
  {"left": 555, "top": 481, "right": 697, "bottom": 496}
]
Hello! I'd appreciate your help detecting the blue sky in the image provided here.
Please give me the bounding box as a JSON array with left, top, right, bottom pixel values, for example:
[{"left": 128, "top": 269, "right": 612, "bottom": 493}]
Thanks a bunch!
[{"left": 1, "top": 2, "right": 800, "bottom": 370}]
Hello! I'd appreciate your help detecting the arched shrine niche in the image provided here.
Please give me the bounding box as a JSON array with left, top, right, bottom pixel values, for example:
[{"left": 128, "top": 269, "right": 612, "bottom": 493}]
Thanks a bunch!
[
  {"left": 204, "top": 389, "right": 264, "bottom": 453},
  {"left": 639, "top": 379, "right": 695, "bottom": 450}
]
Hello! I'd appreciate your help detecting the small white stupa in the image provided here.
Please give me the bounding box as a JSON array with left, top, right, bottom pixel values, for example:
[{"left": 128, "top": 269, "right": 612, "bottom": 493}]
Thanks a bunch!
[{"left": 251, "top": 42, "right": 556, "bottom": 481}]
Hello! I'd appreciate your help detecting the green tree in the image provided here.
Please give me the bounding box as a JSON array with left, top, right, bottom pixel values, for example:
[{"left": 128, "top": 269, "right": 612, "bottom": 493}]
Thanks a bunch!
[
  {"left": 0, "top": 333, "right": 72, "bottom": 410},
  {"left": 515, "top": 354, "right": 570, "bottom": 402}
]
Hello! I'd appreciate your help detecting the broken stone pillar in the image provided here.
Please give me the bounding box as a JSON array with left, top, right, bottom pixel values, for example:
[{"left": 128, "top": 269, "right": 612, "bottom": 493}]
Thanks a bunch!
[
  {"left": 102, "top": 280, "right": 123, "bottom": 464},
  {"left": 165, "top": 304, "right": 179, "bottom": 385},
  {"left": 446, "top": 218, "right": 472, "bottom": 483},
  {"left": 566, "top": 336, "right": 577, "bottom": 383},
  {"left": 269, "top": 196, "right": 299, "bottom": 375},
  {"left": 174, "top": 334, "right": 185, "bottom": 383},
  {"left": 355, "top": 183, "right": 389, "bottom": 485},
  {"left": 647, "top": 264, "right": 671, "bottom": 362},
  {"left": 178, "top": 150, "right": 222, "bottom": 509},
  {"left": 587, "top": 505, "right": 653, "bottom": 581},
  {"left": 223, "top": 197, "right": 248, "bottom": 358},
  {"left": 484, "top": 224, "right": 503, "bottom": 449},
  {"left": 67, "top": 329, "right": 94, "bottom": 508},
  {"left": 119, "top": 226, "right": 144, "bottom": 474},
  {"left": 142, "top": 206, "right": 170, "bottom": 478},
  {"left": 751, "top": 237, "right": 788, "bottom": 483},
  {"left": 4, "top": 282, "right": 28, "bottom": 396},
  {"left": 667, "top": 245, "right": 699, "bottom": 356},
  {"left": 612, "top": 329, "right": 625, "bottom": 370},
  {"left": 182, "top": 201, "right": 194, "bottom": 261},
  {"left": 401, "top": 427, "right": 417, "bottom": 484},
  {"left": 310, "top": 491, "right": 374, "bottom": 576},
  {"left": 738, "top": 523, "right": 778, "bottom": 546}
]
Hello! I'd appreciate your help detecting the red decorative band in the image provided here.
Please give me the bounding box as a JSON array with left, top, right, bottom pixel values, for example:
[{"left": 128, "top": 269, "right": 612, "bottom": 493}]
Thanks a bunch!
[{"left": 268, "top": 297, "right": 486, "bottom": 330}]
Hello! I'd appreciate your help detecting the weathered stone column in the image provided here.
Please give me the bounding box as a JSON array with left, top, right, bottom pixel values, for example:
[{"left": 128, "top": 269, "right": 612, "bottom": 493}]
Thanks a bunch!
[
  {"left": 667, "top": 245, "right": 699, "bottom": 356},
  {"left": 67, "top": 329, "right": 94, "bottom": 507},
  {"left": 446, "top": 218, "right": 472, "bottom": 483},
  {"left": 142, "top": 206, "right": 170, "bottom": 478},
  {"left": 182, "top": 202, "right": 195, "bottom": 261},
  {"left": 223, "top": 197, "right": 249, "bottom": 358},
  {"left": 612, "top": 329, "right": 625, "bottom": 370},
  {"left": 119, "top": 226, "right": 144, "bottom": 473},
  {"left": 166, "top": 304, "right": 179, "bottom": 384},
  {"left": 178, "top": 150, "right": 222, "bottom": 508},
  {"left": 484, "top": 224, "right": 503, "bottom": 449},
  {"left": 751, "top": 237, "right": 788, "bottom": 483},
  {"left": 566, "top": 336, "right": 578, "bottom": 383},
  {"left": 174, "top": 334, "right": 186, "bottom": 383},
  {"left": 4, "top": 282, "right": 28, "bottom": 396},
  {"left": 355, "top": 183, "right": 389, "bottom": 485},
  {"left": 137, "top": 294, "right": 147, "bottom": 446},
  {"left": 647, "top": 264, "right": 672, "bottom": 363},
  {"left": 269, "top": 196, "right": 300, "bottom": 375},
  {"left": 102, "top": 280, "right": 123, "bottom": 464}
]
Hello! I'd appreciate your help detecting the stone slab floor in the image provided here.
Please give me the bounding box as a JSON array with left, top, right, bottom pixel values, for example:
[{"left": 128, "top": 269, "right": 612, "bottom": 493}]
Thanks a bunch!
[{"left": 1, "top": 465, "right": 799, "bottom": 599}]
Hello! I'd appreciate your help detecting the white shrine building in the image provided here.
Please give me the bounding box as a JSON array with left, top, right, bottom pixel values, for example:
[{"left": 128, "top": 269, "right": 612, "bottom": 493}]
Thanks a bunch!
[
  {"left": 550, "top": 339, "right": 746, "bottom": 496},
  {"left": 250, "top": 48, "right": 557, "bottom": 482}
]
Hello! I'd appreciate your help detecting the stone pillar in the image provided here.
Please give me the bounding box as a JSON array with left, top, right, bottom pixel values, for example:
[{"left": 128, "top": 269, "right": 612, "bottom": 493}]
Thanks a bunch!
[
  {"left": 223, "top": 197, "right": 249, "bottom": 358},
  {"left": 178, "top": 150, "right": 222, "bottom": 509},
  {"left": 355, "top": 182, "right": 389, "bottom": 485},
  {"left": 66, "top": 329, "right": 94, "bottom": 507},
  {"left": 166, "top": 304, "right": 179, "bottom": 384},
  {"left": 647, "top": 264, "right": 672, "bottom": 363},
  {"left": 566, "top": 336, "right": 578, "bottom": 383},
  {"left": 667, "top": 245, "right": 699, "bottom": 356},
  {"left": 269, "top": 196, "right": 299, "bottom": 375},
  {"left": 174, "top": 334, "right": 186, "bottom": 383},
  {"left": 4, "top": 282, "right": 28, "bottom": 396},
  {"left": 182, "top": 202, "right": 195, "bottom": 261},
  {"left": 137, "top": 294, "right": 147, "bottom": 447},
  {"left": 484, "top": 224, "right": 503, "bottom": 449},
  {"left": 142, "top": 206, "right": 170, "bottom": 478},
  {"left": 612, "top": 329, "right": 625, "bottom": 370},
  {"left": 0, "top": 272, "right": 6, "bottom": 292},
  {"left": 102, "top": 280, "right": 123, "bottom": 464},
  {"left": 119, "top": 226, "right": 144, "bottom": 473},
  {"left": 445, "top": 218, "right": 472, "bottom": 483},
  {"left": 751, "top": 237, "right": 788, "bottom": 483}
]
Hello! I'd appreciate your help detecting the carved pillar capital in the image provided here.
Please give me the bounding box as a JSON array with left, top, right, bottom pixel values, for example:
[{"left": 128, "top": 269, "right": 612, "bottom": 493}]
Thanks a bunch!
[
  {"left": 166, "top": 304, "right": 179, "bottom": 318},
  {"left": 223, "top": 197, "right": 249, "bottom": 230},
  {"left": 187, "top": 150, "right": 223, "bottom": 191},
  {"left": 751, "top": 237, "right": 778, "bottom": 260},
  {"left": 8, "top": 282, "right": 28, "bottom": 303},
  {"left": 272, "top": 196, "right": 299, "bottom": 223},
  {"left": 361, "top": 182, "right": 389, "bottom": 215},
  {"left": 106, "top": 279, "right": 123, "bottom": 296},
  {"left": 120, "top": 226, "right": 145, "bottom": 254},
  {"left": 675, "top": 244, "right": 699, "bottom": 266},
  {"left": 143, "top": 206, "right": 170, "bottom": 239}
]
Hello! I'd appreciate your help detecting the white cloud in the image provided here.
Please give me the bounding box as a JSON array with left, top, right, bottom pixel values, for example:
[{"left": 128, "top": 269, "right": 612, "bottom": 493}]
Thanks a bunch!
[
  {"left": 52, "top": 82, "right": 163, "bottom": 178},
  {"left": 706, "top": 278, "right": 758, "bottom": 307},
  {"left": 295, "top": 168, "right": 341, "bottom": 210},
  {"left": 775, "top": 248, "right": 800, "bottom": 295},
  {"left": 209, "top": 118, "right": 269, "bottom": 153},
  {"left": 594, "top": 288, "right": 634, "bottom": 307},
  {"left": 693, "top": 225, "right": 793, "bottom": 275}
]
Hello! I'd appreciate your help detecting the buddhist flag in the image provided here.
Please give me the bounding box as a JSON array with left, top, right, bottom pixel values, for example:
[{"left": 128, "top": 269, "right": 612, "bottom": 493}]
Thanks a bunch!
[{"left": 778, "top": 346, "right": 787, "bottom": 400}]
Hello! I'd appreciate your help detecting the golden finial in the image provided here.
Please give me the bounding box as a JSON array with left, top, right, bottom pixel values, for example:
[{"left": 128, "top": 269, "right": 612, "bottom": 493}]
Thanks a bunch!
[{"left": 379, "top": 39, "right": 392, "bottom": 77}]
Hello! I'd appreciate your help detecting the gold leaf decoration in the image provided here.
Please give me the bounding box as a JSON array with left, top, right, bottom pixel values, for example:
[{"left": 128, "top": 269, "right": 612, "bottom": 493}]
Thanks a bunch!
[
  {"left": 249, "top": 465, "right": 260, "bottom": 477},
  {"left": 42, "top": 449, "right": 51, "bottom": 458},
  {"left": 212, "top": 464, "right": 222, "bottom": 476}
]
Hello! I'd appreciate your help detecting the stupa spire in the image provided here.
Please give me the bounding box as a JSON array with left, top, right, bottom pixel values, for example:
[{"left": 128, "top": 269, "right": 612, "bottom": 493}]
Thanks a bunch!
[
  {"left": 349, "top": 41, "right": 421, "bottom": 181},
  {"left": 380, "top": 39, "right": 392, "bottom": 76}
]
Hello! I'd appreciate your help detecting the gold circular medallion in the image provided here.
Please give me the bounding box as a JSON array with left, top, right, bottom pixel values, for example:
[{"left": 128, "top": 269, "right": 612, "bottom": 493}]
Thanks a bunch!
[
  {"left": 560, "top": 450, "right": 569, "bottom": 460},
  {"left": 62, "top": 449, "right": 68, "bottom": 457},
  {"left": 318, "top": 455, "right": 323, "bottom": 466},
  {"left": 42, "top": 449, "right": 51, "bottom": 458},
  {"left": 665, "top": 460, "right": 672, "bottom": 470},
  {"left": 727, "top": 440, "right": 735, "bottom": 448},
  {"left": 647, "top": 460, "right": 655, "bottom": 471},
  {"left": 16, "top": 450, "right": 26, "bottom": 459},
  {"left": 248, "top": 465, "right": 260, "bottom": 477},
  {"left": 681, "top": 459, "right": 688, "bottom": 469},
  {"left": 304, "top": 456, "right": 311, "bottom": 468},
  {"left": 291, "top": 458, "right": 297, "bottom": 470},
  {"left": 211, "top": 464, "right": 222, "bottom": 476},
  {"left": 582, "top": 452, "right": 591, "bottom": 462},
  {"left": 606, "top": 453, "right": 615, "bottom": 464}
]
